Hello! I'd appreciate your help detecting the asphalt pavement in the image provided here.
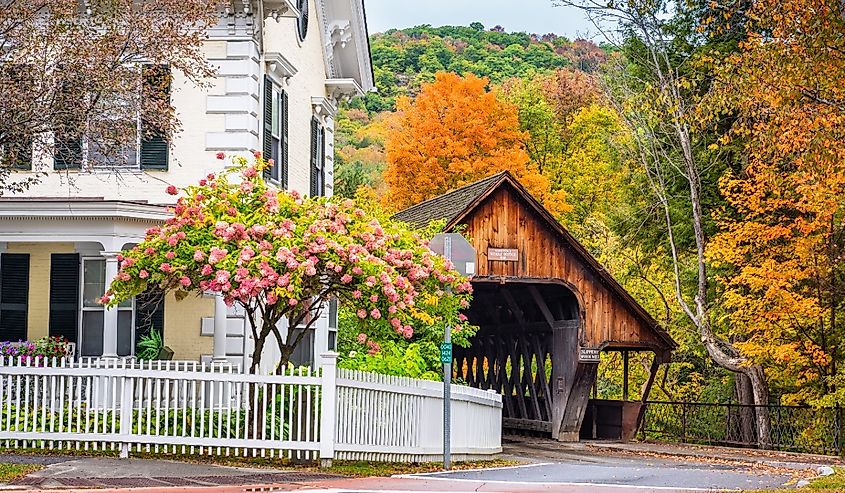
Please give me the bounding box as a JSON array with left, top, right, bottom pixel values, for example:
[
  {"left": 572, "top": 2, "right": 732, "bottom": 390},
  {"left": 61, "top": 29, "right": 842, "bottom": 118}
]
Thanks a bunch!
[
  {"left": 0, "top": 437, "right": 834, "bottom": 492},
  {"left": 404, "top": 456, "right": 791, "bottom": 490}
]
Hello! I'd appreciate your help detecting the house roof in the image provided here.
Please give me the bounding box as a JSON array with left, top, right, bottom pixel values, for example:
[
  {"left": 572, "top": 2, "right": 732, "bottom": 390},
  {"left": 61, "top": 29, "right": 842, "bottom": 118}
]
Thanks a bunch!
[{"left": 393, "top": 172, "right": 677, "bottom": 351}]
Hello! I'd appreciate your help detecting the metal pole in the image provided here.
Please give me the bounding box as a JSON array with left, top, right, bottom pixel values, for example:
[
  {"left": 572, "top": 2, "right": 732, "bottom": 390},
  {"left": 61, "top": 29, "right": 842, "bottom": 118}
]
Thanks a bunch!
[{"left": 443, "top": 236, "right": 452, "bottom": 470}]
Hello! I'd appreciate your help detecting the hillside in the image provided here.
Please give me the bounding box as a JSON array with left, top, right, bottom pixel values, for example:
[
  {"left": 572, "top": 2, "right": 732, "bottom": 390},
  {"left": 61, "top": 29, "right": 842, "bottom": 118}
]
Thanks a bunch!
[{"left": 335, "top": 23, "right": 608, "bottom": 197}]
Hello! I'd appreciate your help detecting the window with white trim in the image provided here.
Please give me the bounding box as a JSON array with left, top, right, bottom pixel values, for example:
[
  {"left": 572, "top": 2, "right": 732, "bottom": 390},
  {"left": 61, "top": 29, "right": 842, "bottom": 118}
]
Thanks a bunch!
[{"left": 79, "top": 258, "right": 134, "bottom": 357}]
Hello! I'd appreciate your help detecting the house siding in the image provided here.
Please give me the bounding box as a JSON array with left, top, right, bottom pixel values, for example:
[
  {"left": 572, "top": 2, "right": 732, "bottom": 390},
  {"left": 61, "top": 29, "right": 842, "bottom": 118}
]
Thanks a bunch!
[{"left": 163, "top": 292, "right": 214, "bottom": 361}]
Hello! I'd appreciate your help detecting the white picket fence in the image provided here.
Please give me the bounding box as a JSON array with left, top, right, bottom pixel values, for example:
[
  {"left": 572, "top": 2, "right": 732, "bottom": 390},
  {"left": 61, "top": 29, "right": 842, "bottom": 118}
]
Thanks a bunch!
[
  {"left": 0, "top": 354, "right": 502, "bottom": 463},
  {"left": 335, "top": 369, "right": 503, "bottom": 462}
]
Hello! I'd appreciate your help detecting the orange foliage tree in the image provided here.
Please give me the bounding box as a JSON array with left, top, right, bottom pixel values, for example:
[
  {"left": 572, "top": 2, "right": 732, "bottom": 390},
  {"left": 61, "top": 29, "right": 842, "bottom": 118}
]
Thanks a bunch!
[
  {"left": 708, "top": 0, "right": 845, "bottom": 403},
  {"left": 384, "top": 72, "right": 569, "bottom": 214}
]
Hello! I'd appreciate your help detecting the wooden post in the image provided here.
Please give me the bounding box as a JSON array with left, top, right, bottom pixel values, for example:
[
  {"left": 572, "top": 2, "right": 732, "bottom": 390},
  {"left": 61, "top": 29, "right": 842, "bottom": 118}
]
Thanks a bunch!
[
  {"left": 635, "top": 353, "right": 662, "bottom": 436},
  {"left": 622, "top": 350, "right": 629, "bottom": 401}
]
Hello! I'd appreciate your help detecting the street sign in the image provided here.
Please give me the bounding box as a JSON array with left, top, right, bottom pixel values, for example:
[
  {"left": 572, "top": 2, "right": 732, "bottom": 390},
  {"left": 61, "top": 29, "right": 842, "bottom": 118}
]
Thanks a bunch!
[
  {"left": 440, "top": 342, "right": 452, "bottom": 364},
  {"left": 428, "top": 232, "right": 476, "bottom": 471},
  {"left": 579, "top": 347, "right": 601, "bottom": 363},
  {"left": 430, "top": 233, "right": 476, "bottom": 276}
]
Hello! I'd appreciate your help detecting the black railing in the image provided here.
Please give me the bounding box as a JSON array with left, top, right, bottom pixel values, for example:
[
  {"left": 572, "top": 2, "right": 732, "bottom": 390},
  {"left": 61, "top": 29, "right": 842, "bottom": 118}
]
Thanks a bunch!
[{"left": 641, "top": 401, "right": 844, "bottom": 456}]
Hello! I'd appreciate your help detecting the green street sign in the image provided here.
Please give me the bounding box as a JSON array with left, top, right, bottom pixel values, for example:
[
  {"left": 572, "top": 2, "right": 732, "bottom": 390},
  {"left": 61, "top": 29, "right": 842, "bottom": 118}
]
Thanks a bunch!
[{"left": 440, "top": 342, "right": 453, "bottom": 364}]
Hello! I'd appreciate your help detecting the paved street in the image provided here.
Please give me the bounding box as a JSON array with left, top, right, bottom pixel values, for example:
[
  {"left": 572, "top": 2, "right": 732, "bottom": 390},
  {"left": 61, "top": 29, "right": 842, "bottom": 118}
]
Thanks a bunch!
[
  {"left": 3, "top": 438, "right": 828, "bottom": 492},
  {"left": 402, "top": 457, "right": 790, "bottom": 491}
]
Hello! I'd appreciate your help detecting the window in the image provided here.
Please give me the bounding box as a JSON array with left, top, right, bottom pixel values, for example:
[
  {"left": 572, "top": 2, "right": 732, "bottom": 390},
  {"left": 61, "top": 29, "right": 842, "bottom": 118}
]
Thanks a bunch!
[
  {"left": 79, "top": 258, "right": 133, "bottom": 357},
  {"left": 309, "top": 117, "right": 325, "bottom": 197},
  {"left": 262, "top": 75, "right": 288, "bottom": 187},
  {"left": 53, "top": 64, "right": 170, "bottom": 171},
  {"left": 0, "top": 253, "right": 30, "bottom": 342}
]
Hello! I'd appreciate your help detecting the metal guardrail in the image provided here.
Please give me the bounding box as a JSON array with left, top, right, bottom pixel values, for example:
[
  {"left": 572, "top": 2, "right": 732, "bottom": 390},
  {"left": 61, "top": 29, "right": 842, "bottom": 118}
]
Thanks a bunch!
[{"left": 640, "top": 400, "right": 843, "bottom": 456}]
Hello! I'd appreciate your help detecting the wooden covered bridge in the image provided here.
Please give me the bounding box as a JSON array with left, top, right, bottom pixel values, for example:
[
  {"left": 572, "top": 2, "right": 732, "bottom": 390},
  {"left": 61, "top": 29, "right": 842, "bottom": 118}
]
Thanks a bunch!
[{"left": 395, "top": 172, "right": 677, "bottom": 441}]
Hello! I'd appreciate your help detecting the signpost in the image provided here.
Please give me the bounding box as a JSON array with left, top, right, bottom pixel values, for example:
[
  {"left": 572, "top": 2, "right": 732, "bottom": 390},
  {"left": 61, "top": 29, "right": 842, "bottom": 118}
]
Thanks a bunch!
[{"left": 429, "top": 233, "right": 475, "bottom": 471}]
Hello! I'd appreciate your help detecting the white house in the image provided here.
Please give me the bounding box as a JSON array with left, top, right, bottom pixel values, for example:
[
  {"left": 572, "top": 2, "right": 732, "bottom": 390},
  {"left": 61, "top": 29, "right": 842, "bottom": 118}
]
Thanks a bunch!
[{"left": 0, "top": 0, "right": 374, "bottom": 373}]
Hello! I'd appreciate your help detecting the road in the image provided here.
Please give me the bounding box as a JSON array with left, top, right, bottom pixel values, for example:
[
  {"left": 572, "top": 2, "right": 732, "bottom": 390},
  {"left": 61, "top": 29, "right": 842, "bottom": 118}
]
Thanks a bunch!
[{"left": 4, "top": 438, "right": 820, "bottom": 492}]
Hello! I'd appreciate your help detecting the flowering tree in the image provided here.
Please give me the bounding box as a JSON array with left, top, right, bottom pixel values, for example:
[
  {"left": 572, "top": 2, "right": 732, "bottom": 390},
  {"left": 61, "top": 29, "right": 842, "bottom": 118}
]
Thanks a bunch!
[{"left": 105, "top": 154, "right": 474, "bottom": 374}]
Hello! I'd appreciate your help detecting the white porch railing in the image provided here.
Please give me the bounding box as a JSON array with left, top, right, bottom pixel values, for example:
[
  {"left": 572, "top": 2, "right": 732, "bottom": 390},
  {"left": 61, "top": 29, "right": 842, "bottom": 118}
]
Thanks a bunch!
[{"left": 0, "top": 355, "right": 502, "bottom": 463}]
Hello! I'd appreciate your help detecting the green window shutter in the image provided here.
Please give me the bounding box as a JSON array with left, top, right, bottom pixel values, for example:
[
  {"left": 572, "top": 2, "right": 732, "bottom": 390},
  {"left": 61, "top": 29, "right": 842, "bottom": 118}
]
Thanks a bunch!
[
  {"left": 3, "top": 133, "right": 32, "bottom": 171},
  {"left": 319, "top": 125, "right": 326, "bottom": 197},
  {"left": 54, "top": 134, "right": 82, "bottom": 170},
  {"left": 140, "top": 65, "right": 170, "bottom": 170},
  {"left": 0, "top": 253, "right": 30, "bottom": 341},
  {"left": 309, "top": 117, "right": 319, "bottom": 197},
  {"left": 49, "top": 253, "right": 79, "bottom": 344},
  {"left": 263, "top": 75, "right": 273, "bottom": 180},
  {"left": 2, "top": 65, "right": 33, "bottom": 170},
  {"left": 281, "top": 90, "right": 289, "bottom": 188},
  {"left": 134, "top": 288, "right": 165, "bottom": 348}
]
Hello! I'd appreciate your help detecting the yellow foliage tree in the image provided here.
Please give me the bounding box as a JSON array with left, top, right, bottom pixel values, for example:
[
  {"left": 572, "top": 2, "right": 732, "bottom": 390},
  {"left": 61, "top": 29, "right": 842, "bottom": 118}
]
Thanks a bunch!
[
  {"left": 384, "top": 72, "right": 570, "bottom": 214},
  {"left": 708, "top": 0, "right": 845, "bottom": 404}
]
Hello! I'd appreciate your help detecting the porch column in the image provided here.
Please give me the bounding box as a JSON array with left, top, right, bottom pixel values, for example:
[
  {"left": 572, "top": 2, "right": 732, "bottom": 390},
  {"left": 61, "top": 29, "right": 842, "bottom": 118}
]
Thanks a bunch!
[
  {"left": 213, "top": 294, "right": 228, "bottom": 362},
  {"left": 101, "top": 252, "right": 120, "bottom": 358}
]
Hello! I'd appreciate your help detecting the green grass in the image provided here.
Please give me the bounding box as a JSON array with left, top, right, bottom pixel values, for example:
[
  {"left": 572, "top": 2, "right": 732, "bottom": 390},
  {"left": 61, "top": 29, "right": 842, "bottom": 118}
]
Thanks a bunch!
[
  {"left": 314, "top": 459, "right": 519, "bottom": 477},
  {"left": 797, "top": 467, "right": 845, "bottom": 490},
  {"left": 0, "top": 446, "right": 518, "bottom": 478},
  {"left": 0, "top": 463, "right": 41, "bottom": 483},
  {"left": 748, "top": 467, "right": 845, "bottom": 492}
]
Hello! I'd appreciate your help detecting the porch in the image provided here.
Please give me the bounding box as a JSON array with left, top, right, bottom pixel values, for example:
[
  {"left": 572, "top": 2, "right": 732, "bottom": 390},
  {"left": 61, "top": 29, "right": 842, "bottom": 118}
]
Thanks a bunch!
[{"left": 0, "top": 199, "right": 237, "bottom": 365}]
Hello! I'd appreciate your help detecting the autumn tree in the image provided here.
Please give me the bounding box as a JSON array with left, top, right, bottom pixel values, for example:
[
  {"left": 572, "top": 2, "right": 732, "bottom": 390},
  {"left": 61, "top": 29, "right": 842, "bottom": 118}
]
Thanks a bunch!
[
  {"left": 384, "top": 72, "right": 569, "bottom": 214},
  {"left": 106, "top": 154, "right": 474, "bottom": 374},
  {"left": 0, "top": 0, "right": 217, "bottom": 192},
  {"left": 708, "top": 0, "right": 845, "bottom": 404},
  {"left": 556, "top": 0, "right": 772, "bottom": 446}
]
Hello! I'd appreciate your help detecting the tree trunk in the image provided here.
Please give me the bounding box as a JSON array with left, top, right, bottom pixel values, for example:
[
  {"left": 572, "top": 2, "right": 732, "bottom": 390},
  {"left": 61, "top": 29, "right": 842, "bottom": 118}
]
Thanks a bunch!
[
  {"left": 745, "top": 365, "right": 771, "bottom": 448},
  {"left": 698, "top": 319, "right": 772, "bottom": 449},
  {"left": 734, "top": 373, "right": 756, "bottom": 445}
]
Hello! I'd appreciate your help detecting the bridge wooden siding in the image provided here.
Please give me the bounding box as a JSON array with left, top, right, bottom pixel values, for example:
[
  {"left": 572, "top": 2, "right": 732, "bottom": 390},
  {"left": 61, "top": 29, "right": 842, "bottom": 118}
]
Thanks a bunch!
[{"left": 462, "top": 183, "right": 671, "bottom": 354}]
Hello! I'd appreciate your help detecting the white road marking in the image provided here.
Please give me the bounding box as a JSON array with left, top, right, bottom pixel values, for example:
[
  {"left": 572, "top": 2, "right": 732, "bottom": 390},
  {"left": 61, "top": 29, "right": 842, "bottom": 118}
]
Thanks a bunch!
[{"left": 388, "top": 475, "right": 734, "bottom": 492}]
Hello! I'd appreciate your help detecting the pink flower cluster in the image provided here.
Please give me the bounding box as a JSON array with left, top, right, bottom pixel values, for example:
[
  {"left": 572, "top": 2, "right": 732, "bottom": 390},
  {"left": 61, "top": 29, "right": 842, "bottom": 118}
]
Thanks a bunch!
[{"left": 106, "top": 160, "right": 473, "bottom": 350}]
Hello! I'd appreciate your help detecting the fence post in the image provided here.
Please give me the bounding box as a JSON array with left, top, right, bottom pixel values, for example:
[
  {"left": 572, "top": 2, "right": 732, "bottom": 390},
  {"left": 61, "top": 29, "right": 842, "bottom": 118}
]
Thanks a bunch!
[
  {"left": 118, "top": 365, "right": 134, "bottom": 459},
  {"left": 319, "top": 352, "right": 338, "bottom": 468}
]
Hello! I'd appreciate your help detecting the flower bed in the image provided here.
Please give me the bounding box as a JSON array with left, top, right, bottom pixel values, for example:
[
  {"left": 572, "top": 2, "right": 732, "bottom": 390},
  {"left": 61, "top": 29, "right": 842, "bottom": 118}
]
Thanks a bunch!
[{"left": 0, "top": 336, "right": 73, "bottom": 363}]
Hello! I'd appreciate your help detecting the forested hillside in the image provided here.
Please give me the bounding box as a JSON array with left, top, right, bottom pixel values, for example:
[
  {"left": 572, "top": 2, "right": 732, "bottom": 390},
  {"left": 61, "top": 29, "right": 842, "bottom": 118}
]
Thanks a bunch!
[
  {"left": 335, "top": 3, "right": 845, "bottom": 431},
  {"left": 334, "top": 23, "right": 608, "bottom": 198}
]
